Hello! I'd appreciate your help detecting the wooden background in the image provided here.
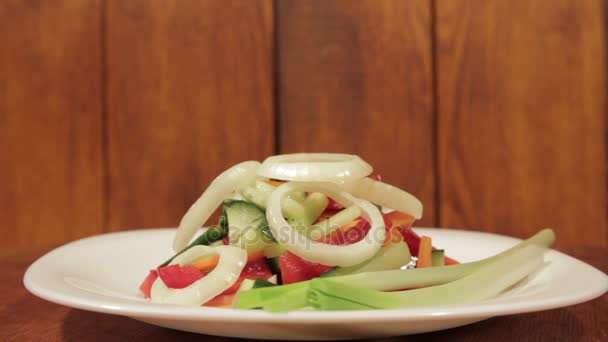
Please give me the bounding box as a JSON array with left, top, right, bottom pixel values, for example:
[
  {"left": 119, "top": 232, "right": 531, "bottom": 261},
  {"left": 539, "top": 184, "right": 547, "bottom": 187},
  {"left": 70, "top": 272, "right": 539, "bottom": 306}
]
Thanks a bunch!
[{"left": 1, "top": 0, "right": 606, "bottom": 249}]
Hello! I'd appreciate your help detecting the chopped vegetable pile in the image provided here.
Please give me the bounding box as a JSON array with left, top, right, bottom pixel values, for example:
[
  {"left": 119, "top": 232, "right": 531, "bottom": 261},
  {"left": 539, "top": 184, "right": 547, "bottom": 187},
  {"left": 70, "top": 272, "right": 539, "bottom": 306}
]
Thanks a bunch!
[{"left": 139, "top": 153, "right": 555, "bottom": 310}]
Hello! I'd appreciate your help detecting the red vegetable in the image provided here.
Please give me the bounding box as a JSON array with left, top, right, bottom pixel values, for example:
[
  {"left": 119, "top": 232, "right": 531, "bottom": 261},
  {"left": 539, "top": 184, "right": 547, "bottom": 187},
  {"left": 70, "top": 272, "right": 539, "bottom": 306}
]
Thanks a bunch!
[
  {"left": 383, "top": 211, "right": 460, "bottom": 264},
  {"left": 221, "top": 258, "right": 273, "bottom": 295},
  {"left": 445, "top": 256, "right": 460, "bottom": 265},
  {"left": 325, "top": 197, "right": 344, "bottom": 211},
  {"left": 139, "top": 270, "right": 158, "bottom": 299},
  {"left": 157, "top": 264, "right": 205, "bottom": 289},
  {"left": 279, "top": 252, "right": 333, "bottom": 284}
]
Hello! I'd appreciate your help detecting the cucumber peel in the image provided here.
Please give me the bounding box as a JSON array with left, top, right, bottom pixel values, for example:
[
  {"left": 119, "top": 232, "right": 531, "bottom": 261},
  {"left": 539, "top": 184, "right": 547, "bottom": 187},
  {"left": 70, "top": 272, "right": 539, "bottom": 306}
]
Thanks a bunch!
[{"left": 158, "top": 225, "right": 226, "bottom": 267}]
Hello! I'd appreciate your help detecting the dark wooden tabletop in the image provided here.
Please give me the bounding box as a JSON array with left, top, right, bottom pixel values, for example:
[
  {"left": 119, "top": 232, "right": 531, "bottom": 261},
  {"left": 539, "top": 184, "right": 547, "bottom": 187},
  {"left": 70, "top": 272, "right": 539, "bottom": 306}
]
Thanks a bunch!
[{"left": 2, "top": 246, "right": 606, "bottom": 342}]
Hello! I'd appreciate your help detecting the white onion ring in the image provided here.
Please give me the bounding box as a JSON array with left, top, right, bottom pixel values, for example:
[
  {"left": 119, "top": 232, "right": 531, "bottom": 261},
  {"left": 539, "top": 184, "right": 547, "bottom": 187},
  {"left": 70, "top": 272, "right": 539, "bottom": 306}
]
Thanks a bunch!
[
  {"left": 257, "top": 153, "right": 372, "bottom": 182},
  {"left": 173, "top": 161, "right": 260, "bottom": 252},
  {"left": 151, "top": 245, "right": 247, "bottom": 306},
  {"left": 342, "top": 177, "right": 423, "bottom": 219},
  {"left": 266, "top": 181, "right": 385, "bottom": 267}
]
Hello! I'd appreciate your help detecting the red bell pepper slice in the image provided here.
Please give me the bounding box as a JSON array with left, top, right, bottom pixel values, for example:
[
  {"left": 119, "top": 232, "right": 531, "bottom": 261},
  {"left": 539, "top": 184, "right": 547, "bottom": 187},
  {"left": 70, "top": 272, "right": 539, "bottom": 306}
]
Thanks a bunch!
[
  {"left": 157, "top": 264, "right": 205, "bottom": 289},
  {"left": 279, "top": 252, "right": 333, "bottom": 284},
  {"left": 139, "top": 270, "right": 158, "bottom": 299}
]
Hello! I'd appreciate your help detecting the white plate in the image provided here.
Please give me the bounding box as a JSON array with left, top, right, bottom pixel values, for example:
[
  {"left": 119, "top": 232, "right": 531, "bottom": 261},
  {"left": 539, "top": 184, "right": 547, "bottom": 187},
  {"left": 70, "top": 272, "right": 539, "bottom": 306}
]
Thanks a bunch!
[{"left": 24, "top": 228, "right": 607, "bottom": 340}]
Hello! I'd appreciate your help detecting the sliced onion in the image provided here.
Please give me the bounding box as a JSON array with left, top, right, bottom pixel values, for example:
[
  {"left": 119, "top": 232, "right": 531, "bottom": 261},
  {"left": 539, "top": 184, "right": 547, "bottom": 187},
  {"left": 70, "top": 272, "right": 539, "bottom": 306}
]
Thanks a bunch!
[
  {"left": 151, "top": 245, "right": 247, "bottom": 306},
  {"left": 257, "top": 153, "right": 372, "bottom": 182},
  {"left": 173, "top": 161, "right": 260, "bottom": 252},
  {"left": 341, "top": 177, "right": 423, "bottom": 219},
  {"left": 266, "top": 181, "right": 385, "bottom": 267}
]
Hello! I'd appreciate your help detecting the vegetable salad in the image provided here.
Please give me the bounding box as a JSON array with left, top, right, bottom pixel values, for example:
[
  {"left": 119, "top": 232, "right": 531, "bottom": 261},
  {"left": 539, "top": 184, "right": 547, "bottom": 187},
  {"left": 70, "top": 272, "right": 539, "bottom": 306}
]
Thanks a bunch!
[{"left": 140, "top": 153, "right": 554, "bottom": 311}]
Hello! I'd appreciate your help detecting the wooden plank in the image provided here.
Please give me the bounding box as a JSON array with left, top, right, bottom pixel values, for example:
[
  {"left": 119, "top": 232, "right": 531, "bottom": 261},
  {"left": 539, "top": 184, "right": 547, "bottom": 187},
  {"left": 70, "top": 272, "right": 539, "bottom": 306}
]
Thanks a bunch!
[
  {"left": 277, "top": 0, "right": 436, "bottom": 226},
  {"left": 105, "top": 0, "right": 275, "bottom": 230},
  {"left": 436, "top": 0, "right": 607, "bottom": 246},
  {"left": 0, "top": 1, "right": 104, "bottom": 247}
]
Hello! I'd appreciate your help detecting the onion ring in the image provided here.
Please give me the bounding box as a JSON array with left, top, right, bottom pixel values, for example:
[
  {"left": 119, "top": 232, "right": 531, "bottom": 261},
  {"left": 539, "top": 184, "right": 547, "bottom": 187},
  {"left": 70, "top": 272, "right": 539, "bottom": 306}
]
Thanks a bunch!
[
  {"left": 266, "top": 181, "right": 385, "bottom": 266},
  {"left": 173, "top": 161, "right": 260, "bottom": 251}
]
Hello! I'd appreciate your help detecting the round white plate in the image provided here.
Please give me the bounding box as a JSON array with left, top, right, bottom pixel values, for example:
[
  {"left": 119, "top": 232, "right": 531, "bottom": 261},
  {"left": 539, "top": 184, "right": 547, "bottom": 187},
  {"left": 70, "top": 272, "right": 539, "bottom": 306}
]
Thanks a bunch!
[{"left": 24, "top": 228, "right": 607, "bottom": 340}]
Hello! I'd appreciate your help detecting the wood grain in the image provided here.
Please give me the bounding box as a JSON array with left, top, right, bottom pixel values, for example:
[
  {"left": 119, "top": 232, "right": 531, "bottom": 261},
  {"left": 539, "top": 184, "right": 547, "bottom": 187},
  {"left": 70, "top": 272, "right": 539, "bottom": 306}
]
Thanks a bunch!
[
  {"left": 105, "top": 0, "right": 275, "bottom": 230},
  {"left": 0, "top": 0, "right": 104, "bottom": 247},
  {"left": 435, "top": 0, "right": 607, "bottom": 245},
  {"left": 277, "top": 0, "right": 436, "bottom": 226}
]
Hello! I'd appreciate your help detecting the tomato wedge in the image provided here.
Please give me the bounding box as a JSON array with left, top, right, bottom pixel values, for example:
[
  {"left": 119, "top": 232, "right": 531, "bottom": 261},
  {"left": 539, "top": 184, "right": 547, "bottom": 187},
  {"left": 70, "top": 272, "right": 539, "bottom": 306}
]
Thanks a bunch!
[
  {"left": 221, "top": 259, "right": 273, "bottom": 295},
  {"left": 279, "top": 252, "right": 333, "bottom": 284},
  {"left": 157, "top": 264, "right": 205, "bottom": 289}
]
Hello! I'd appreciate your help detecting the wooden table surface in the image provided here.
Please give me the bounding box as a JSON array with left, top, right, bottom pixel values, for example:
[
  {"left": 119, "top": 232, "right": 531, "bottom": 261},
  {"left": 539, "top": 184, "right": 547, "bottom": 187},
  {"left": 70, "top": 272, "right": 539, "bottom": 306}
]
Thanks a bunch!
[{"left": 2, "top": 245, "right": 606, "bottom": 341}]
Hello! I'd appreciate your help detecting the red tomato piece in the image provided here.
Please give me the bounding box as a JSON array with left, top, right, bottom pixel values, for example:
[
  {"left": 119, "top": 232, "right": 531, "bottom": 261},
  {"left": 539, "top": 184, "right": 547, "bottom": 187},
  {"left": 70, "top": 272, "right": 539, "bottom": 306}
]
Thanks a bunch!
[
  {"left": 325, "top": 197, "right": 344, "bottom": 211},
  {"left": 445, "top": 256, "right": 460, "bottom": 265},
  {"left": 139, "top": 270, "right": 158, "bottom": 299},
  {"left": 221, "top": 259, "right": 273, "bottom": 295},
  {"left": 157, "top": 264, "right": 205, "bottom": 289},
  {"left": 279, "top": 252, "right": 333, "bottom": 284}
]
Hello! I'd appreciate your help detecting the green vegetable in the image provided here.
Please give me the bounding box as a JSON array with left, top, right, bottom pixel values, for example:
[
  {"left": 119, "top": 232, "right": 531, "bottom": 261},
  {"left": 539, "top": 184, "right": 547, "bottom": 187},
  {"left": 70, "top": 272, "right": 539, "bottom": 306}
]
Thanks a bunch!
[
  {"left": 158, "top": 225, "right": 226, "bottom": 267},
  {"left": 235, "top": 228, "right": 555, "bottom": 311},
  {"left": 302, "top": 192, "right": 329, "bottom": 226},
  {"left": 322, "top": 240, "right": 411, "bottom": 277},
  {"left": 239, "top": 180, "right": 327, "bottom": 230},
  {"left": 235, "top": 282, "right": 309, "bottom": 310},
  {"left": 307, "top": 206, "right": 361, "bottom": 239},
  {"left": 253, "top": 278, "right": 277, "bottom": 289},
  {"left": 224, "top": 200, "right": 274, "bottom": 252},
  {"left": 308, "top": 244, "right": 545, "bottom": 310},
  {"left": 431, "top": 250, "right": 445, "bottom": 266}
]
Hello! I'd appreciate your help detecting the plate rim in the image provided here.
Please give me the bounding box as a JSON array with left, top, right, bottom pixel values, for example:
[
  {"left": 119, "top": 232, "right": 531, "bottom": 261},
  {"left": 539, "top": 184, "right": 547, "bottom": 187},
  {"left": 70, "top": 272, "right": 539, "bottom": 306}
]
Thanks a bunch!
[{"left": 23, "top": 228, "right": 608, "bottom": 323}]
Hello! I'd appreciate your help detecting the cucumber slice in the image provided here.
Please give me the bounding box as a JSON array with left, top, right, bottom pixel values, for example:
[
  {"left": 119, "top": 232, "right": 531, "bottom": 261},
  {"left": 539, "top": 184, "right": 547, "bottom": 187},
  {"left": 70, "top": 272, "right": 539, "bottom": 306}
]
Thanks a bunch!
[
  {"left": 240, "top": 180, "right": 326, "bottom": 230},
  {"left": 308, "top": 206, "right": 361, "bottom": 239},
  {"left": 263, "top": 243, "right": 287, "bottom": 258},
  {"left": 322, "top": 241, "right": 411, "bottom": 277},
  {"left": 158, "top": 225, "right": 226, "bottom": 267},
  {"left": 219, "top": 207, "right": 228, "bottom": 231},
  {"left": 224, "top": 200, "right": 274, "bottom": 252},
  {"left": 253, "top": 278, "right": 277, "bottom": 288},
  {"left": 431, "top": 249, "right": 445, "bottom": 266},
  {"left": 303, "top": 192, "right": 329, "bottom": 225},
  {"left": 240, "top": 180, "right": 305, "bottom": 208}
]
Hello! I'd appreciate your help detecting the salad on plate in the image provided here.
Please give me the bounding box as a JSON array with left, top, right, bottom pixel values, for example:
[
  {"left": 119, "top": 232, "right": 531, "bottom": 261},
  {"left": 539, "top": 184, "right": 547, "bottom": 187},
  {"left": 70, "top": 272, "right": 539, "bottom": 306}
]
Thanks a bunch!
[{"left": 139, "top": 153, "right": 554, "bottom": 311}]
